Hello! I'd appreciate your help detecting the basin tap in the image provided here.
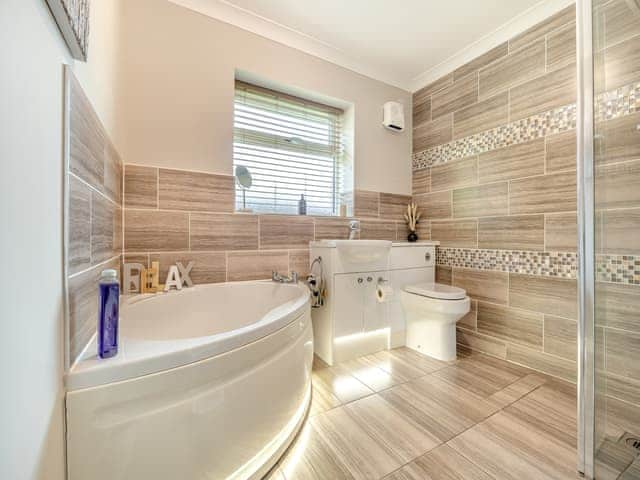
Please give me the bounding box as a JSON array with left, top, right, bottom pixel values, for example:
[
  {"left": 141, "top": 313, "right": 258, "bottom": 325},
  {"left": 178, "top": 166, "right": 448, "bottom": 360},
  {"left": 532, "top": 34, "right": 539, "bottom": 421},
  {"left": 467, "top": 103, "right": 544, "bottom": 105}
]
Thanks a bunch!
[
  {"left": 271, "top": 271, "right": 299, "bottom": 284},
  {"left": 348, "top": 220, "right": 360, "bottom": 240}
]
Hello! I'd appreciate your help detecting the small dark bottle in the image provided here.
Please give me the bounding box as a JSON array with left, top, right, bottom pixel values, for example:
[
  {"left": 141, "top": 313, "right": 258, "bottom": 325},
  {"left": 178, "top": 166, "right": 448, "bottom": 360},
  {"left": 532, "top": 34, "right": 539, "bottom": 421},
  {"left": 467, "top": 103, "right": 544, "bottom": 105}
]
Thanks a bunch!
[
  {"left": 98, "top": 269, "right": 119, "bottom": 358},
  {"left": 298, "top": 194, "right": 307, "bottom": 215}
]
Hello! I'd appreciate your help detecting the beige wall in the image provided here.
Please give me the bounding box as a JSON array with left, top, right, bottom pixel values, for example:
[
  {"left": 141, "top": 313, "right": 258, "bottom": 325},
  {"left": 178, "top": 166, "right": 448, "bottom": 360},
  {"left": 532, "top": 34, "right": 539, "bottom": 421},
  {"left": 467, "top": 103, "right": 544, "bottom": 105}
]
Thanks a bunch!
[
  {"left": 117, "top": 0, "right": 412, "bottom": 195},
  {"left": 0, "top": 1, "right": 122, "bottom": 479}
]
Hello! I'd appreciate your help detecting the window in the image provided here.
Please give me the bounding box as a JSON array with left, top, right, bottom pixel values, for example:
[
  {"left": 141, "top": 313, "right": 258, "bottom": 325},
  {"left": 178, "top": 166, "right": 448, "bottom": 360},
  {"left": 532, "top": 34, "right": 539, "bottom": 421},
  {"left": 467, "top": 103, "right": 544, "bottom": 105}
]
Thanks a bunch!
[{"left": 233, "top": 80, "right": 344, "bottom": 215}]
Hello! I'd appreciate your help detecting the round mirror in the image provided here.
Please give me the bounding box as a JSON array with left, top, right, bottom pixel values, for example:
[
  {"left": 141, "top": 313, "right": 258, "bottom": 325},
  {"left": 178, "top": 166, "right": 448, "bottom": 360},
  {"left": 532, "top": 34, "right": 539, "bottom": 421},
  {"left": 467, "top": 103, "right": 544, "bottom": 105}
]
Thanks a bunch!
[{"left": 235, "top": 165, "right": 252, "bottom": 189}]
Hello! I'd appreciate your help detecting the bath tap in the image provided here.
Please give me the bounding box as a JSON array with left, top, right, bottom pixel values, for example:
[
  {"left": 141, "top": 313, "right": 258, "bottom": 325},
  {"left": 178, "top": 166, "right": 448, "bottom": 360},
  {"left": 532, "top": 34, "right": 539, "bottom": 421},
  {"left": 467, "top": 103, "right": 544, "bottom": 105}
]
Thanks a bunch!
[
  {"left": 271, "top": 271, "right": 298, "bottom": 283},
  {"left": 348, "top": 220, "right": 360, "bottom": 240}
]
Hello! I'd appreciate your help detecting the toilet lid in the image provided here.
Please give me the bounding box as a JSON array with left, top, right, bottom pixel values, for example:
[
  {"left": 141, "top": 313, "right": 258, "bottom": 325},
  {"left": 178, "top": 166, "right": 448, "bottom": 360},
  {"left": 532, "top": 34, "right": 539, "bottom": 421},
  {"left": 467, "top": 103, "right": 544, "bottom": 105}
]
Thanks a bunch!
[{"left": 404, "top": 282, "right": 466, "bottom": 300}]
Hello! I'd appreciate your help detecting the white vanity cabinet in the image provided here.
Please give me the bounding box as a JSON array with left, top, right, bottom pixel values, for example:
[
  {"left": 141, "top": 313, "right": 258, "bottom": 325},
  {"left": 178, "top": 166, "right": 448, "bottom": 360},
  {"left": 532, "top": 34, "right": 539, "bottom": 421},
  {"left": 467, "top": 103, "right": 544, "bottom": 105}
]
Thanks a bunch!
[
  {"left": 309, "top": 240, "right": 438, "bottom": 365},
  {"left": 333, "top": 271, "right": 387, "bottom": 338}
]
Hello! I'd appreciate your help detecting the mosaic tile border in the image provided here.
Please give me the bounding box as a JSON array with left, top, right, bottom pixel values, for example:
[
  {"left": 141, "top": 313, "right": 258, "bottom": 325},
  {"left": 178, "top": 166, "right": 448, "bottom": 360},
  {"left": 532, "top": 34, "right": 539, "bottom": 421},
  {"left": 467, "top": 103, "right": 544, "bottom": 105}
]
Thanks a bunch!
[
  {"left": 596, "top": 254, "right": 640, "bottom": 285},
  {"left": 595, "top": 81, "right": 640, "bottom": 122},
  {"left": 437, "top": 248, "right": 640, "bottom": 285},
  {"left": 413, "top": 81, "right": 640, "bottom": 170},
  {"left": 436, "top": 247, "right": 578, "bottom": 278},
  {"left": 413, "top": 104, "right": 577, "bottom": 170}
]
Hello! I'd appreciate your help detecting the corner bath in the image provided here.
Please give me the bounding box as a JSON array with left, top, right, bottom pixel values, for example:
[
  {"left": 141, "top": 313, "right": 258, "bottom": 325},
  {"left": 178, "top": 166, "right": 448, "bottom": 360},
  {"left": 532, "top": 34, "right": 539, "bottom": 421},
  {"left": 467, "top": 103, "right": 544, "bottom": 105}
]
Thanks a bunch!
[{"left": 65, "top": 281, "right": 313, "bottom": 480}]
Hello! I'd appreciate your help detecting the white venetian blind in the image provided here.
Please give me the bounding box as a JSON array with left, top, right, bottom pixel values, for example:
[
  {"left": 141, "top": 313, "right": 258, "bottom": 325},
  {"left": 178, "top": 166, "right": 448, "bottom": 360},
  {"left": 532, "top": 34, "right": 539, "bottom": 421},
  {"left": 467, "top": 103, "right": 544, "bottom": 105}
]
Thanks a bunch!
[{"left": 233, "top": 80, "right": 344, "bottom": 215}]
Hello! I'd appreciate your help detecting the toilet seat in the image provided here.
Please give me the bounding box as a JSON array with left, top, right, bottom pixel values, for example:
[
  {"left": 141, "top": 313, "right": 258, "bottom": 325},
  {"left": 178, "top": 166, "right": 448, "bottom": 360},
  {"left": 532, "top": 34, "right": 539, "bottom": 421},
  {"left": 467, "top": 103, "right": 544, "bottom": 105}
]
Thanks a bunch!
[{"left": 404, "top": 282, "right": 466, "bottom": 300}]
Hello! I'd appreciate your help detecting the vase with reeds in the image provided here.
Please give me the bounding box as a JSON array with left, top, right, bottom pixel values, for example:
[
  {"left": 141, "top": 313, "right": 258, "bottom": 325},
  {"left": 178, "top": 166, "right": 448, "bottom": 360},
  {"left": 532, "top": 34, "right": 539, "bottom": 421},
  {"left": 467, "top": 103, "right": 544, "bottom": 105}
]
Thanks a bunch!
[{"left": 404, "top": 202, "right": 421, "bottom": 242}]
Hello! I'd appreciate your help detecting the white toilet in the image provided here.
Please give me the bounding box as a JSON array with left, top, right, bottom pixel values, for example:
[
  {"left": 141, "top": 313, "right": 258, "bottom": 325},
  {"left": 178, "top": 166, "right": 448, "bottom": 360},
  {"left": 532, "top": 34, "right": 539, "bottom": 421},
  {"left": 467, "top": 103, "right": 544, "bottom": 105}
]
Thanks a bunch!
[{"left": 400, "top": 282, "right": 470, "bottom": 361}]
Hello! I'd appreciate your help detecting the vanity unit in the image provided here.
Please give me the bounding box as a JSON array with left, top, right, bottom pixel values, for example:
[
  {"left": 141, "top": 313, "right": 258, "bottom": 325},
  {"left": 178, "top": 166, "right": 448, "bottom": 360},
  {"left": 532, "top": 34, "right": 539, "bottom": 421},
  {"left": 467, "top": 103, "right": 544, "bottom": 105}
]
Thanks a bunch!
[{"left": 309, "top": 240, "right": 439, "bottom": 365}]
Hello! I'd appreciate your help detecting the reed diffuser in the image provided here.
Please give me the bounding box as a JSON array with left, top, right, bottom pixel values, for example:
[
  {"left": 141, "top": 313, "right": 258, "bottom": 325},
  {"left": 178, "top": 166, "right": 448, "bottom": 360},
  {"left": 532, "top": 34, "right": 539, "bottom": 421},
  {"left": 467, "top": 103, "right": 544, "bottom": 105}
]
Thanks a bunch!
[{"left": 404, "top": 202, "right": 422, "bottom": 242}]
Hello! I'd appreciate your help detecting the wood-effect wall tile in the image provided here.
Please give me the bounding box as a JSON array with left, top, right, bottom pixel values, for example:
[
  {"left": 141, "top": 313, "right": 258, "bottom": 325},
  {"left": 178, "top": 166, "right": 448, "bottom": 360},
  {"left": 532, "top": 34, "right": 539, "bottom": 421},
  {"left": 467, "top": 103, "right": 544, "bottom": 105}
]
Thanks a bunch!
[
  {"left": 598, "top": 0, "right": 640, "bottom": 50},
  {"left": 478, "top": 138, "right": 545, "bottom": 184},
  {"left": 91, "top": 192, "right": 118, "bottom": 264},
  {"left": 546, "top": 130, "right": 577, "bottom": 173},
  {"left": 506, "top": 343, "right": 576, "bottom": 382},
  {"left": 430, "top": 156, "right": 478, "bottom": 192},
  {"left": 124, "top": 210, "right": 189, "bottom": 252},
  {"left": 149, "top": 252, "right": 226, "bottom": 284},
  {"left": 477, "top": 302, "right": 543, "bottom": 349},
  {"left": 432, "top": 74, "right": 478, "bottom": 120},
  {"left": 227, "top": 250, "right": 288, "bottom": 282},
  {"left": 478, "top": 39, "right": 545, "bottom": 100},
  {"left": 314, "top": 217, "right": 355, "bottom": 240},
  {"left": 354, "top": 190, "right": 379, "bottom": 218},
  {"left": 453, "top": 182, "right": 509, "bottom": 218},
  {"left": 602, "top": 34, "right": 640, "bottom": 91},
  {"left": 547, "top": 22, "right": 577, "bottom": 71},
  {"left": 596, "top": 282, "right": 640, "bottom": 333},
  {"left": 453, "top": 92, "right": 509, "bottom": 139},
  {"left": 412, "top": 168, "right": 430, "bottom": 196},
  {"left": 509, "top": 171, "right": 577, "bottom": 214},
  {"left": 436, "top": 266, "right": 452, "bottom": 285},
  {"left": 431, "top": 220, "right": 478, "bottom": 248},
  {"left": 459, "top": 299, "right": 478, "bottom": 330},
  {"left": 413, "top": 114, "right": 453, "bottom": 152},
  {"left": 189, "top": 213, "right": 258, "bottom": 251},
  {"left": 259, "top": 215, "right": 314, "bottom": 249},
  {"left": 289, "top": 249, "right": 310, "bottom": 277},
  {"left": 158, "top": 168, "right": 234, "bottom": 212},
  {"left": 605, "top": 329, "right": 640, "bottom": 381},
  {"left": 600, "top": 207, "right": 640, "bottom": 254},
  {"left": 478, "top": 214, "right": 544, "bottom": 250},
  {"left": 509, "top": 62, "right": 576, "bottom": 121},
  {"left": 453, "top": 268, "right": 509, "bottom": 304},
  {"left": 414, "top": 191, "right": 452, "bottom": 220},
  {"left": 413, "top": 95, "right": 431, "bottom": 127},
  {"left": 453, "top": 42, "right": 509, "bottom": 81},
  {"left": 544, "top": 315, "right": 577, "bottom": 361},
  {"left": 69, "top": 73, "right": 105, "bottom": 191},
  {"left": 606, "top": 372, "right": 640, "bottom": 408},
  {"left": 413, "top": 73, "right": 454, "bottom": 99},
  {"left": 103, "top": 142, "right": 122, "bottom": 205},
  {"left": 360, "top": 220, "right": 397, "bottom": 241},
  {"left": 457, "top": 328, "right": 507, "bottom": 358},
  {"left": 509, "top": 273, "right": 578, "bottom": 319},
  {"left": 379, "top": 193, "right": 412, "bottom": 220},
  {"left": 545, "top": 212, "right": 577, "bottom": 252},
  {"left": 124, "top": 165, "right": 157, "bottom": 209},
  {"left": 595, "top": 159, "right": 640, "bottom": 210},
  {"left": 414, "top": 221, "right": 432, "bottom": 241},
  {"left": 68, "top": 71, "right": 122, "bottom": 205},
  {"left": 509, "top": 4, "right": 575, "bottom": 52},
  {"left": 68, "top": 176, "right": 91, "bottom": 274},
  {"left": 596, "top": 112, "right": 640, "bottom": 165}
]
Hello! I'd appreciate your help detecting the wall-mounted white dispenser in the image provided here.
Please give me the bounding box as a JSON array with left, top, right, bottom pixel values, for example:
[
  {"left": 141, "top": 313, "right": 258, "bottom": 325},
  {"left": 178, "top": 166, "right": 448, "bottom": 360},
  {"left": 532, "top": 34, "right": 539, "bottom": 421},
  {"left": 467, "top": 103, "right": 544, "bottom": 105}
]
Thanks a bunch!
[{"left": 382, "top": 101, "right": 405, "bottom": 132}]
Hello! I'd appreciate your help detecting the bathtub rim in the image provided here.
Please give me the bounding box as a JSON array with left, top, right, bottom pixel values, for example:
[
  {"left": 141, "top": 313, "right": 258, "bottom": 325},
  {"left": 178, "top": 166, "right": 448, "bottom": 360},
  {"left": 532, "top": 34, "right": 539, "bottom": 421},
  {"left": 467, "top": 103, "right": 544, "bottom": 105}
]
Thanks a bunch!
[{"left": 65, "top": 280, "right": 310, "bottom": 391}]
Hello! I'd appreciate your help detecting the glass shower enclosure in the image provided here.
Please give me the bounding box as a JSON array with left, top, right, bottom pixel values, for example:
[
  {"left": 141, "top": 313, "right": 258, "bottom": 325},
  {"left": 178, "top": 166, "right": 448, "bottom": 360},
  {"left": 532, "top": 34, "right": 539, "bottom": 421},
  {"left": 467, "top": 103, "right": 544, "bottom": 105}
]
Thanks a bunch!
[{"left": 577, "top": 0, "right": 640, "bottom": 478}]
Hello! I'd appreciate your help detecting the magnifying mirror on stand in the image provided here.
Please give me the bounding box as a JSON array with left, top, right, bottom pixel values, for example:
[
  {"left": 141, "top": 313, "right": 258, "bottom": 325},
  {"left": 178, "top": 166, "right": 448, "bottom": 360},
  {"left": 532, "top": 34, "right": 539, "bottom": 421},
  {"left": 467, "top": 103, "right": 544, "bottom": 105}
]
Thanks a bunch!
[{"left": 235, "top": 165, "right": 253, "bottom": 212}]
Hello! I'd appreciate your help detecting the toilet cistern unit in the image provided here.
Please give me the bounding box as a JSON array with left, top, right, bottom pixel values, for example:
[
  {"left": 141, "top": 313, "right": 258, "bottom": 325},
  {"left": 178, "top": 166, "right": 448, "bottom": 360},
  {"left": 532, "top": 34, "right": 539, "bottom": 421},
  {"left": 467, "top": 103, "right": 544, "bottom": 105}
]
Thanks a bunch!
[
  {"left": 310, "top": 240, "right": 463, "bottom": 364},
  {"left": 400, "top": 282, "right": 470, "bottom": 361}
]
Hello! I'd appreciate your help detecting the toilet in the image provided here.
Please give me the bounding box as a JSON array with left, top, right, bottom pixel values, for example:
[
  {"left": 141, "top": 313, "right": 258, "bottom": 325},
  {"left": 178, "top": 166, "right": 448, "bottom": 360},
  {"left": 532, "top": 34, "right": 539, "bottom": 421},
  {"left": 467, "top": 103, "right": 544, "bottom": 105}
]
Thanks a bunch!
[{"left": 400, "top": 282, "right": 470, "bottom": 361}]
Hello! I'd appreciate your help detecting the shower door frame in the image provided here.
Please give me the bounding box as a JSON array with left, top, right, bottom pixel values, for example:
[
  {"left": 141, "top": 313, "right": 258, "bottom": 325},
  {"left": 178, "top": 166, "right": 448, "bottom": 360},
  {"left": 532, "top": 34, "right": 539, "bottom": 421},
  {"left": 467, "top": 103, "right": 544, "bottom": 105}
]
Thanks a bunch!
[{"left": 576, "top": 0, "right": 596, "bottom": 477}]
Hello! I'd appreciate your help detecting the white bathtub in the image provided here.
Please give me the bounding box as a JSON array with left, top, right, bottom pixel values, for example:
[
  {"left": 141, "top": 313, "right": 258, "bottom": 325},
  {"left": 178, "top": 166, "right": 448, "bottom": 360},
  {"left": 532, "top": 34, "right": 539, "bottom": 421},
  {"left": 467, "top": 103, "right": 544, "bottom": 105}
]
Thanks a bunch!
[{"left": 65, "top": 281, "right": 313, "bottom": 480}]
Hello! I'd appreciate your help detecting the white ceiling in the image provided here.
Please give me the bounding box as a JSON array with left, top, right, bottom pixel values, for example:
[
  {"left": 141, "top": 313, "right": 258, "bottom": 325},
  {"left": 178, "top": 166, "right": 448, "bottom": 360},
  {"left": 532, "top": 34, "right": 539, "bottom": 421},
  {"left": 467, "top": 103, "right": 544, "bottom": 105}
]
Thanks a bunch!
[{"left": 169, "top": 0, "right": 574, "bottom": 91}]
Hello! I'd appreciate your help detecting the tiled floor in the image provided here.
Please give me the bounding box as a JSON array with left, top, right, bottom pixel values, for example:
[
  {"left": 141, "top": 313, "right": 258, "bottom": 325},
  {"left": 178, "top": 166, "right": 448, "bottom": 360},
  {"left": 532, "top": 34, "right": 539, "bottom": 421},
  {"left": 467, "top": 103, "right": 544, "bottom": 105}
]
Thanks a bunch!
[{"left": 267, "top": 347, "right": 583, "bottom": 480}]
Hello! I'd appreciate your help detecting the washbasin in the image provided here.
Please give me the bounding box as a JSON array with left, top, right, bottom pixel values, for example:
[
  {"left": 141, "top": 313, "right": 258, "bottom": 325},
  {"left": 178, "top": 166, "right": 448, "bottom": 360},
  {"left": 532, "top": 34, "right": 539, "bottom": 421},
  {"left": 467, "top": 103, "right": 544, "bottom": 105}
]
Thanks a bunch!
[{"left": 315, "top": 239, "right": 392, "bottom": 264}]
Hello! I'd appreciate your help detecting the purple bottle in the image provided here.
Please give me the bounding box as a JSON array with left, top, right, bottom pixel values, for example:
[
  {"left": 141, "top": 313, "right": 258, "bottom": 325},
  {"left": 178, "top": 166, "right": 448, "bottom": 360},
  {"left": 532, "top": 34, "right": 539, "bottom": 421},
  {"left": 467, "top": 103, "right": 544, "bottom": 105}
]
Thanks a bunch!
[{"left": 98, "top": 269, "right": 119, "bottom": 358}]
